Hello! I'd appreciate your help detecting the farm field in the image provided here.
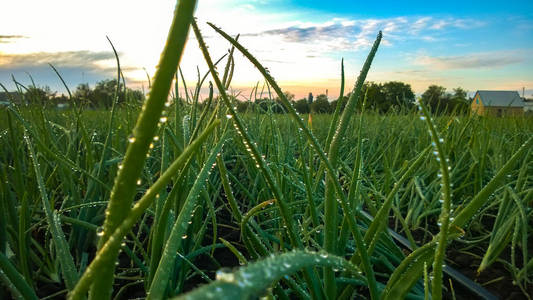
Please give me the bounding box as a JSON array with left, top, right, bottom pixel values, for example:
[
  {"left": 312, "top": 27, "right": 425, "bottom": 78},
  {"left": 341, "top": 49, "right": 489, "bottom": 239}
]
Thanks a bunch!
[
  {"left": 1, "top": 1, "right": 533, "bottom": 299},
  {"left": 1, "top": 103, "right": 532, "bottom": 299}
]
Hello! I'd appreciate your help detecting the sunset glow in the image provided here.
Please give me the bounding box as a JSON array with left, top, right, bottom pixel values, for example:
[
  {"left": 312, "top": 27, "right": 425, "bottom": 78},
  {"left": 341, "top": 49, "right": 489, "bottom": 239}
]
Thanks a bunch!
[{"left": 1, "top": 0, "right": 532, "bottom": 99}]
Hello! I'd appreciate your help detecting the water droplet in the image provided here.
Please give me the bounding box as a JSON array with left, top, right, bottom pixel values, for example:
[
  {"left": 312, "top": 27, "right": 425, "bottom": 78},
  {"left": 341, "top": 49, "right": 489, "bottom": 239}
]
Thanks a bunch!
[
  {"left": 96, "top": 226, "right": 104, "bottom": 237},
  {"left": 159, "top": 116, "right": 168, "bottom": 123},
  {"left": 153, "top": 136, "right": 159, "bottom": 141},
  {"left": 128, "top": 135, "right": 135, "bottom": 143},
  {"left": 216, "top": 268, "right": 235, "bottom": 282}
]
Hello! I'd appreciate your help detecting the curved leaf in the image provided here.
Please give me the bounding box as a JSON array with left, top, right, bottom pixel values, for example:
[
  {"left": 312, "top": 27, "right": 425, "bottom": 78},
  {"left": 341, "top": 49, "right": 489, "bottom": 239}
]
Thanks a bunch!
[{"left": 174, "top": 251, "right": 364, "bottom": 300}]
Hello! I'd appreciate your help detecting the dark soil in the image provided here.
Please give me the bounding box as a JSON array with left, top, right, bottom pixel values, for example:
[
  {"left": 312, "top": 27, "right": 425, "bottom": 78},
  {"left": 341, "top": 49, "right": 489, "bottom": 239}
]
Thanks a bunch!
[{"left": 392, "top": 215, "right": 532, "bottom": 299}]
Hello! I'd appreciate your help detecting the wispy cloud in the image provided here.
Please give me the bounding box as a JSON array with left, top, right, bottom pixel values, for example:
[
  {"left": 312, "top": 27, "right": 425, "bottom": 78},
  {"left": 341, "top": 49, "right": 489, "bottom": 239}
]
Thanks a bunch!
[
  {"left": 0, "top": 50, "right": 117, "bottom": 70},
  {"left": 414, "top": 50, "right": 529, "bottom": 70},
  {"left": 240, "top": 16, "right": 485, "bottom": 53},
  {"left": 0, "top": 50, "right": 132, "bottom": 90},
  {"left": 0, "top": 35, "right": 27, "bottom": 43}
]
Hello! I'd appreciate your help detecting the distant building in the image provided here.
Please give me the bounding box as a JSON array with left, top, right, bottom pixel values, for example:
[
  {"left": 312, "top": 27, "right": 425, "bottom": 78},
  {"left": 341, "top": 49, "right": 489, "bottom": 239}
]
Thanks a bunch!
[
  {"left": 0, "top": 92, "right": 23, "bottom": 106},
  {"left": 524, "top": 98, "right": 533, "bottom": 113},
  {"left": 471, "top": 90, "right": 524, "bottom": 116}
]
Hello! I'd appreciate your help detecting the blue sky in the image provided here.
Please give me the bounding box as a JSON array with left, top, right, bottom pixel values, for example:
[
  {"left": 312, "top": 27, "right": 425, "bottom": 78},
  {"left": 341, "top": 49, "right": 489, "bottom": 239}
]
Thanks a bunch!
[
  {"left": 285, "top": 0, "right": 533, "bottom": 16},
  {"left": 1, "top": 0, "right": 532, "bottom": 99}
]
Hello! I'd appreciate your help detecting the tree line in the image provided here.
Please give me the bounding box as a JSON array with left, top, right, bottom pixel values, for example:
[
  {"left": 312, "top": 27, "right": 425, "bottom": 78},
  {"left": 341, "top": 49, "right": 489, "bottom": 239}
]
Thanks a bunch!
[
  {"left": 235, "top": 82, "right": 470, "bottom": 115},
  {"left": 2, "top": 79, "right": 470, "bottom": 114},
  {"left": 2, "top": 79, "right": 145, "bottom": 108}
]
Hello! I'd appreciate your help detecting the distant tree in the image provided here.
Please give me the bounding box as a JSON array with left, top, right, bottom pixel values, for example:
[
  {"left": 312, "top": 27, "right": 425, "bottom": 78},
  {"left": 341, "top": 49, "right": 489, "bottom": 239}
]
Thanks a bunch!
[
  {"left": 307, "top": 92, "right": 314, "bottom": 104},
  {"left": 236, "top": 100, "right": 250, "bottom": 113},
  {"left": 382, "top": 81, "right": 415, "bottom": 110},
  {"left": 254, "top": 97, "right": 274, "bottom": 113},
  {"left": 421, "top": 85, "right": 470, "bottom": 114},
  {"left": 126, "top": 89, "right": 145, "bottom": 104},
  {"left": 311, "top": 94, "right": 330, "bottom": 113},
  {"left": 421, "top": 85, "right": 447, "bottom": 113},
  {"left": 73, "top": 79, "right": 144, "bottom": 108},
  {"left": 73, "top": 83, "right": 93, "bottom": 106},
  {"left": 24, "top": 85, "right": 56, "bottom": 106},
  {"left": 93, "top": 79, "right": 124, "bottom": 108},
  {"left": 283, "top": 91, "right": 295, "bottom": 102},
  {"left": 362, "top": 82, "right": 386, "bottom": 111},
  {"left": 452, "top": 87, "right": 467, "bottom": 102},
  {"left": 294, "top": 98, "right": 310, "bottom": 114},
  {"left": 450, "top": 87, "right": 469, "bottom": 114}
]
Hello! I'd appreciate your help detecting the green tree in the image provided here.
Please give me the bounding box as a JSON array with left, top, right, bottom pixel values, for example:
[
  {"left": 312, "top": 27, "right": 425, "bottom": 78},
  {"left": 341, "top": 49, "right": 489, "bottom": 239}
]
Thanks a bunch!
[
  {"left": 284, "top": 91, "right": 295, "bottom": 102},
  {"left": 421, "top": 85, "right": 470, "bottom": 114},
  {"left": 362, "top": 82, "right": 386, "bottom": 111},
  {"left": 93, "top": 79, "right": 124, "bottom": 108},
  {"left": 382, "top": 81, "right": 415, "bottom": 110},
  {"left": 126, "top": 89, "right": 145, "bottom": 104},
  {"left": 73, "top": 83, "right": 92, "bottom": 104},
  {"left": 311, "top": 94, "right": 330, "bottom": 113},
  {"left": 293, "top": 98, "right": 310, "bottom": 114},
  {"left": 24, "top": 85, "right": 56, "bottom": 106},
  {"left": 450, "top": 87, "right": 469, "bottom": 114},
  {"left": 236, "top": 100, "right": 250, "bottom": 113},
  {"left": 73, "top": 80, "right": 144, "bottom": 108},
  {"left": 421, "top": 85, "right": 447, "bottom": 113}
]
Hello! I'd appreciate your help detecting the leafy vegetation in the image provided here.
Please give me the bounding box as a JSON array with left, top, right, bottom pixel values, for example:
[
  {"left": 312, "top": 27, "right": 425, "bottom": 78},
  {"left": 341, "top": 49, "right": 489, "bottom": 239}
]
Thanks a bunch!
[{"left": 0, "top": 1, "right": 532, "bottom": 299}]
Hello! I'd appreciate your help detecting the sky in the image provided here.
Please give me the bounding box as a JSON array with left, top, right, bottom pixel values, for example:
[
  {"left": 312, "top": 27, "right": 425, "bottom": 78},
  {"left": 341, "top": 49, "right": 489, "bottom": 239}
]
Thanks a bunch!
[{"left": 1, "top": 0, "right": 532, "bottom": 100}]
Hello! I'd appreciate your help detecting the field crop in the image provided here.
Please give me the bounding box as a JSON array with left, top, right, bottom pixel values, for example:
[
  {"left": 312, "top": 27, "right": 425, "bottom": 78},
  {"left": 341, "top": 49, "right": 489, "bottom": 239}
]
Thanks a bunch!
[{"left": 1, "top": 1, "right": 532, "bottom": 299}]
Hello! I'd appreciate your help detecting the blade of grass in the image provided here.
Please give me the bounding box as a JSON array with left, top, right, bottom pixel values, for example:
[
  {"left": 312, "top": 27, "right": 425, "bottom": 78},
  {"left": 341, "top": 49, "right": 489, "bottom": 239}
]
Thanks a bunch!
[
  {"left": 418, "top": 101, "right": 452, "bottom": 300},
  {"left": 86, "top": 1, "right": 197, "bottom": 298},
  {"left": 173, "top": 250, "right": 364, "bottom": 300},
  {"left": 147, "top": 132, "right": 227, "bottom": 299},
  {"left": 24, "top": 133, "right": 79, "bottom": 290},
  {"left": 69, "top": 119, "right": 219, "bottom": 300},
  {"left": 193, "top": 20, "right": 324, "bottom": 299},
  {"left": 208, "top": 22, "right": 383, "bottom": 299},
  {"left": 0, "top": 252, "right": 38, "bottom": 300}
]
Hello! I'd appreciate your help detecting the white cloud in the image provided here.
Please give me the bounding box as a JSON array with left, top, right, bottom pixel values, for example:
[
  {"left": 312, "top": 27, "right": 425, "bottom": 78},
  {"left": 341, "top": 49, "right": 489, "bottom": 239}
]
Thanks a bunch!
[
  {"left": 0, "top": 51, "right": 116, "bottom": 69},
  {"left": 0, "top": 0, "right": 496, "bottom": 98},
  {"left": 414, "top": 50, "right": 529, "bottom": 70}
]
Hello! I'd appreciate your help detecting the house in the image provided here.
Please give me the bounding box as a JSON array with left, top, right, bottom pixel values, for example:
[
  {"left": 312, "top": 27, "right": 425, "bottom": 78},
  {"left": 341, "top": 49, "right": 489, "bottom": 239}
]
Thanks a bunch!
[
  {"left": 0, "top": 91, "right": 21, "bottom": 105},
  {"left": 471, "top": 90, "right": 524, "bottom": 116},
  {"left": 524, "top": 98, "right": 533, "bottom": 113}
]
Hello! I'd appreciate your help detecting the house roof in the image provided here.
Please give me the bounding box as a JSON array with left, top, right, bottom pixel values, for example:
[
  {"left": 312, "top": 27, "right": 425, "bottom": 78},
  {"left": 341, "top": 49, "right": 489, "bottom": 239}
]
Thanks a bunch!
[{"left": 475, "top": 90, "right": 524, "bottom": 107}]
